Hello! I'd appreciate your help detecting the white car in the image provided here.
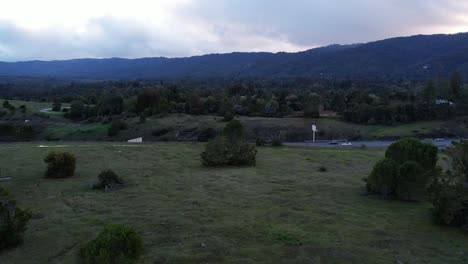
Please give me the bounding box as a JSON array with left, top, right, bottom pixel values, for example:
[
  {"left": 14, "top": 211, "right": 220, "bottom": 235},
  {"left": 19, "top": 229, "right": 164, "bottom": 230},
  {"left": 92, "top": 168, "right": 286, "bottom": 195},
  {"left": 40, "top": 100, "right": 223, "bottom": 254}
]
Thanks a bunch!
[{"left": 341, "top": 142, "right": 352, "bottom": 146}]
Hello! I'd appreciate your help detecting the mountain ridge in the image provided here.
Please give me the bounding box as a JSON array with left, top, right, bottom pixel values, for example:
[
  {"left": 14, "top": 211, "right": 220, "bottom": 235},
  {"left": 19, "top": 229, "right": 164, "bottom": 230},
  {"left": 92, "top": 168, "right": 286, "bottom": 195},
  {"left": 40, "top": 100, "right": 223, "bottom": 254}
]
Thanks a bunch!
[{"left": 1, "top": 32, "right": 467, "bottom": 80}]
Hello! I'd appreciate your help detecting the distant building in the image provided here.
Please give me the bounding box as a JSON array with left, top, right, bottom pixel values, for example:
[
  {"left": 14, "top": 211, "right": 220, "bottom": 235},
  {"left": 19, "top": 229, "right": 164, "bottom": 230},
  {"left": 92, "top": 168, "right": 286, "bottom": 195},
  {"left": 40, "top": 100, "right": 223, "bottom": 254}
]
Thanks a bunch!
[
  {"left": 434, "top": 99, "right": 454, "bottom": 106},
  {"left": 127, "top": 137, "right": 143, "bottom": 143}
]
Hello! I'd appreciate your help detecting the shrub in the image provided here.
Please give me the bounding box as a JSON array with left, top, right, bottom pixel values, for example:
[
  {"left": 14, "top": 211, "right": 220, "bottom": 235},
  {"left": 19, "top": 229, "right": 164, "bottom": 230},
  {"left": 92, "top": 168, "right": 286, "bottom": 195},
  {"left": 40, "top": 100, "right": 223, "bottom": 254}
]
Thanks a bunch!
[
  {"left": 426, "top": 174, "right": 468, "bottom": 227},
  {"left": 426, "top": 141, "right": 468, "bottom": 230},
  {"left": 201, "top": 120, "right": 257, "bottom": 167},
  {"left": 318, "top": 166, "right": 327, "bottom": 172},
  {"left": 366, "top": 158, "right": 399, "bottom": 197},
  {"left": 385, "top": 138, "right": 438, "bottom": 173},
  {"left": 93, "top": 170, "right": 126, "bottom": 191},
  {"left": 395, "top": 161, "right": 424, "bottom": 200},
  {"left": 367, "top": 138, "right": 439, "bottom": 200},
  {"left": 201, "top": 136, "right": 257, "bottom": 167},
  {"left": 108, "top": 119, "right": 128, "bottom": 137},
  {"left": 0, "top": 187, "right": 32, "bottom": 250},
  {"left": 79, "top": 224, "right": 143, "bottom": 264},
  {"left": 44, "top": 152, "right": 76, "bottom": 178}
]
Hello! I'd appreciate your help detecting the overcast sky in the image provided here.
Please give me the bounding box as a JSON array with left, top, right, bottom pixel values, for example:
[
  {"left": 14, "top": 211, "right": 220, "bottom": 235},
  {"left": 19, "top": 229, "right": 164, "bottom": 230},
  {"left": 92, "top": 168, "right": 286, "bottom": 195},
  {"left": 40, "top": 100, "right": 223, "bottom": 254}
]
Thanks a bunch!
[{"left": 1, "top": 0, "right": 467, "bottom": 61}]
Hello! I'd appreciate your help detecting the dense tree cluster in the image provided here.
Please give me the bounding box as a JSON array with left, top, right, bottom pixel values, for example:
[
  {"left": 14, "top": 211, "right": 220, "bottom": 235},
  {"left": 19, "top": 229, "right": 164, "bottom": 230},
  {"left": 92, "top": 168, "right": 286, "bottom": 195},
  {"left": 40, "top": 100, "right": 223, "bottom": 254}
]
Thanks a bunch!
[{"left": 0, "top": 73, "right": 466, "bottom": 126}]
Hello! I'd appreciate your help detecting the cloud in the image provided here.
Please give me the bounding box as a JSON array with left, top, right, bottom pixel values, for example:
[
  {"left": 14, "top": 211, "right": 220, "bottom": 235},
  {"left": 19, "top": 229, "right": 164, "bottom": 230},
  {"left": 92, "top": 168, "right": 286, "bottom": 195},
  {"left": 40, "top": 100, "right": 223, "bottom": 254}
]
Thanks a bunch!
[{"left": 0, "top": 0, "right": 467, "bottom": 61}]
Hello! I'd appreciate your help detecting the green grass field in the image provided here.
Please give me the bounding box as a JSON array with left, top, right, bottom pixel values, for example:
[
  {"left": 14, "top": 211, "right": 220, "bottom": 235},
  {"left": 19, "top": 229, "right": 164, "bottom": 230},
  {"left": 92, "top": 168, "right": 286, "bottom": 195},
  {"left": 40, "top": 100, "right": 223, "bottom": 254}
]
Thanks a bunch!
[{"left": 0, "top": 143, "right": 466, "bottom": 263}]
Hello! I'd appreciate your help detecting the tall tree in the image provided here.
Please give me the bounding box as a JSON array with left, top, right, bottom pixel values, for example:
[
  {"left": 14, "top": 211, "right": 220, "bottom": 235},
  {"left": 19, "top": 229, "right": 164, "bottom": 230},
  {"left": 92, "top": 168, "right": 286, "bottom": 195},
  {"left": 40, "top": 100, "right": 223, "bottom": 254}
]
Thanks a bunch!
[
  {"left": 450, "top": 71, "right": 462, "bottom": 100},
  {"left": 422, "top": 80, "right": 437, "bottom": 103}
]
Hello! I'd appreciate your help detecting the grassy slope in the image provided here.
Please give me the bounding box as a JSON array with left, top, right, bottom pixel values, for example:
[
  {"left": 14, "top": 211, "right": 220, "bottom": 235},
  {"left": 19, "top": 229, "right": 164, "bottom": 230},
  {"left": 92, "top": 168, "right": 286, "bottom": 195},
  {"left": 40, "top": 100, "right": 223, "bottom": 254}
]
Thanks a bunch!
[{"left": 0, "top": 143, "right": 466, "bottom": 263}]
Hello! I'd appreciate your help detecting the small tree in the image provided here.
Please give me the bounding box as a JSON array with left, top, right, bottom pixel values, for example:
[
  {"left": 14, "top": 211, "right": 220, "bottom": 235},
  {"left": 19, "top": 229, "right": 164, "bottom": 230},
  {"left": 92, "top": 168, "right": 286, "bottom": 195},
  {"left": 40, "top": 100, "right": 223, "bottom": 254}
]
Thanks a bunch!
[
  {"left": 69, "top": 100, "right": 85, "bottom": 119},
  {"left": 0, "top": 187, "right": 32, "bottom": 250},
  {"left": 44, "top": 152, "right": 76, "bottom": 178},
  {"left": 79, "top": 224, "right": 143, "bottom": 264},
  {"left": 201, "top": 121, "right": 257, "bottom": 167},
  {"left": 52, "top": 99, "right": 62, "bottom": 112},
  {"left": 108, "top": 119, "right": 128, "bottom": 137}
]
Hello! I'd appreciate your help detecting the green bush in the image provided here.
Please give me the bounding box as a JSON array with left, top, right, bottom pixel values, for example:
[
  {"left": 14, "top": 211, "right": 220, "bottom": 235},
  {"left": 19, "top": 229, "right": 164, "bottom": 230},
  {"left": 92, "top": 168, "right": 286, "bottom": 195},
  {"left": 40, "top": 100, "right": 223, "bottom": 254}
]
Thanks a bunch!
[
  {"left": 318, "top": 166, "right": 327, "bottom": 172},
  {"left": 201, "top": 120, "right": 257, "bottom": 167},
  {"left": 426, "top": 141, "right": 468, "bottom": 229},
  {"left": 0, "top": 187, "right": 32, "bottom": 250},
  {"left": 367, "top": 158, "right": 399, "bottom": 197},
  {"left": 367, "top": 138, "right": 439, "bottom": 200},
  {"left": 395, "top": 161, "right": 424, "bottom": 200},
  {"left": 93, "top": 170, "right": 126, "bottom": 191},
  {"left": 385, "top": 138, "right": 438, "bottom": 173},
  {"left": 426, "top": 174, "right": 468, "bottom": 227},
  {"left": 44, "top": 152, "right": 76, "bottom": 178},
  {"left": 79, "top": 224, "right": 143, "bottom": 264},
  {"left": 108, "top": 119, "right": 128, "bottom": 137},
  {"left": 201, "top": 136, "right": 257, "bottom": 167}
]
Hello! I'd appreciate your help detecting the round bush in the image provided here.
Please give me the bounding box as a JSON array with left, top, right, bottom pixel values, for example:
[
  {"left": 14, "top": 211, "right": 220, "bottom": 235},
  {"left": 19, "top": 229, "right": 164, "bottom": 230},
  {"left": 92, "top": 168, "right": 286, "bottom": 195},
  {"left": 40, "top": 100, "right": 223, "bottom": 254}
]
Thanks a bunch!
[
  {"left": 79, "top": 224, "right": 143, "bottom": 264},
  {"left": 0, "top": 187, "right": 32, "bottom": 250},
  {"left": 366, "top": 158, "right": 399, "bottom": 196},
  {"left": 426, "top": 175, "right": 468, "bottom": 227},
  {"left": 93, "top": 170, "right": 126, "bottom": 191},
  {"left": 201, "top": 136, "right": 257, "bottom": 167},
  {"left": 44, "top": 152, "right": 76, "bottom": 178},
  {"left": 396, "top": 161, "right": 424, "bottom": 200},
  {"left": 385, "top": 138, "right": 438, "bottom": 173}
]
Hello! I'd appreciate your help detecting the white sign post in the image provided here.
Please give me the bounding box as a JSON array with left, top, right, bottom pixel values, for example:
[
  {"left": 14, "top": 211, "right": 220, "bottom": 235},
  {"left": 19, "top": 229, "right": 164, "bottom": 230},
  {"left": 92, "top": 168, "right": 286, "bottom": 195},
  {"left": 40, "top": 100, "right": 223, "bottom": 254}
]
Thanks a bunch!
[{"left": 311, "top": 124, "right": 317, "bottom": 143}]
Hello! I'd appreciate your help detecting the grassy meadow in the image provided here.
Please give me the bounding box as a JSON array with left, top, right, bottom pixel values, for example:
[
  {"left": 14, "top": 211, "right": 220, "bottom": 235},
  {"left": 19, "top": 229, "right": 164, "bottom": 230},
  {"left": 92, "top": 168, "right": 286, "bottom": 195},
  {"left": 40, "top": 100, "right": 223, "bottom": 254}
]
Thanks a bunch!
[{"left": 0, "top": 143, "right": 466, "bottom": 263}]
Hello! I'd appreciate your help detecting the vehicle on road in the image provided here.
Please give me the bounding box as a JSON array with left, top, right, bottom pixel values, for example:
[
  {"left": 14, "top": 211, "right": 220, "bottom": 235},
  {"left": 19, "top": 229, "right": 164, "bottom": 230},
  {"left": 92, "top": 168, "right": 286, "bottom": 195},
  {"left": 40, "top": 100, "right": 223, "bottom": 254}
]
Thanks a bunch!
[{"left": 341, "top": 142, "right": 352, "bottom": 146}]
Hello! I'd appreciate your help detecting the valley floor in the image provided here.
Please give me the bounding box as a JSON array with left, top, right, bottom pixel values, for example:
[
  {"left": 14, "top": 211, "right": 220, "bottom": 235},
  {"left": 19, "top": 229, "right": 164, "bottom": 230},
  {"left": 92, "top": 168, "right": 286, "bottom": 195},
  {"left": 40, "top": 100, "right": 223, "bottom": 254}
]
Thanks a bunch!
[{"left": 0, "top": 143, "right": 466, "bottom": 263}]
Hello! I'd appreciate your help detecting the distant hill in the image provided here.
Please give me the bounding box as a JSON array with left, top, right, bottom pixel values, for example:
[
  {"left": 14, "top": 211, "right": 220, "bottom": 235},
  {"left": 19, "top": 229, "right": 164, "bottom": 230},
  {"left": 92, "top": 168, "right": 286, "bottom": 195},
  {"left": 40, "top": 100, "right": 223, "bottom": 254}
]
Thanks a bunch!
[{"left": 1, "top": 33, "right": 468, "bottom": 80}]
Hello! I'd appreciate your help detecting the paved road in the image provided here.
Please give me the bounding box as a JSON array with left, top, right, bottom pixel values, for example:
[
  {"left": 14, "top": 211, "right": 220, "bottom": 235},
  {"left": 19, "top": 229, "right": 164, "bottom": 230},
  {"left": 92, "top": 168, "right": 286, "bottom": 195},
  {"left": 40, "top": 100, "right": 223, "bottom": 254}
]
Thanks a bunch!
[{"left": 285, "top": 139, "right": 460, "bottom": 149}]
